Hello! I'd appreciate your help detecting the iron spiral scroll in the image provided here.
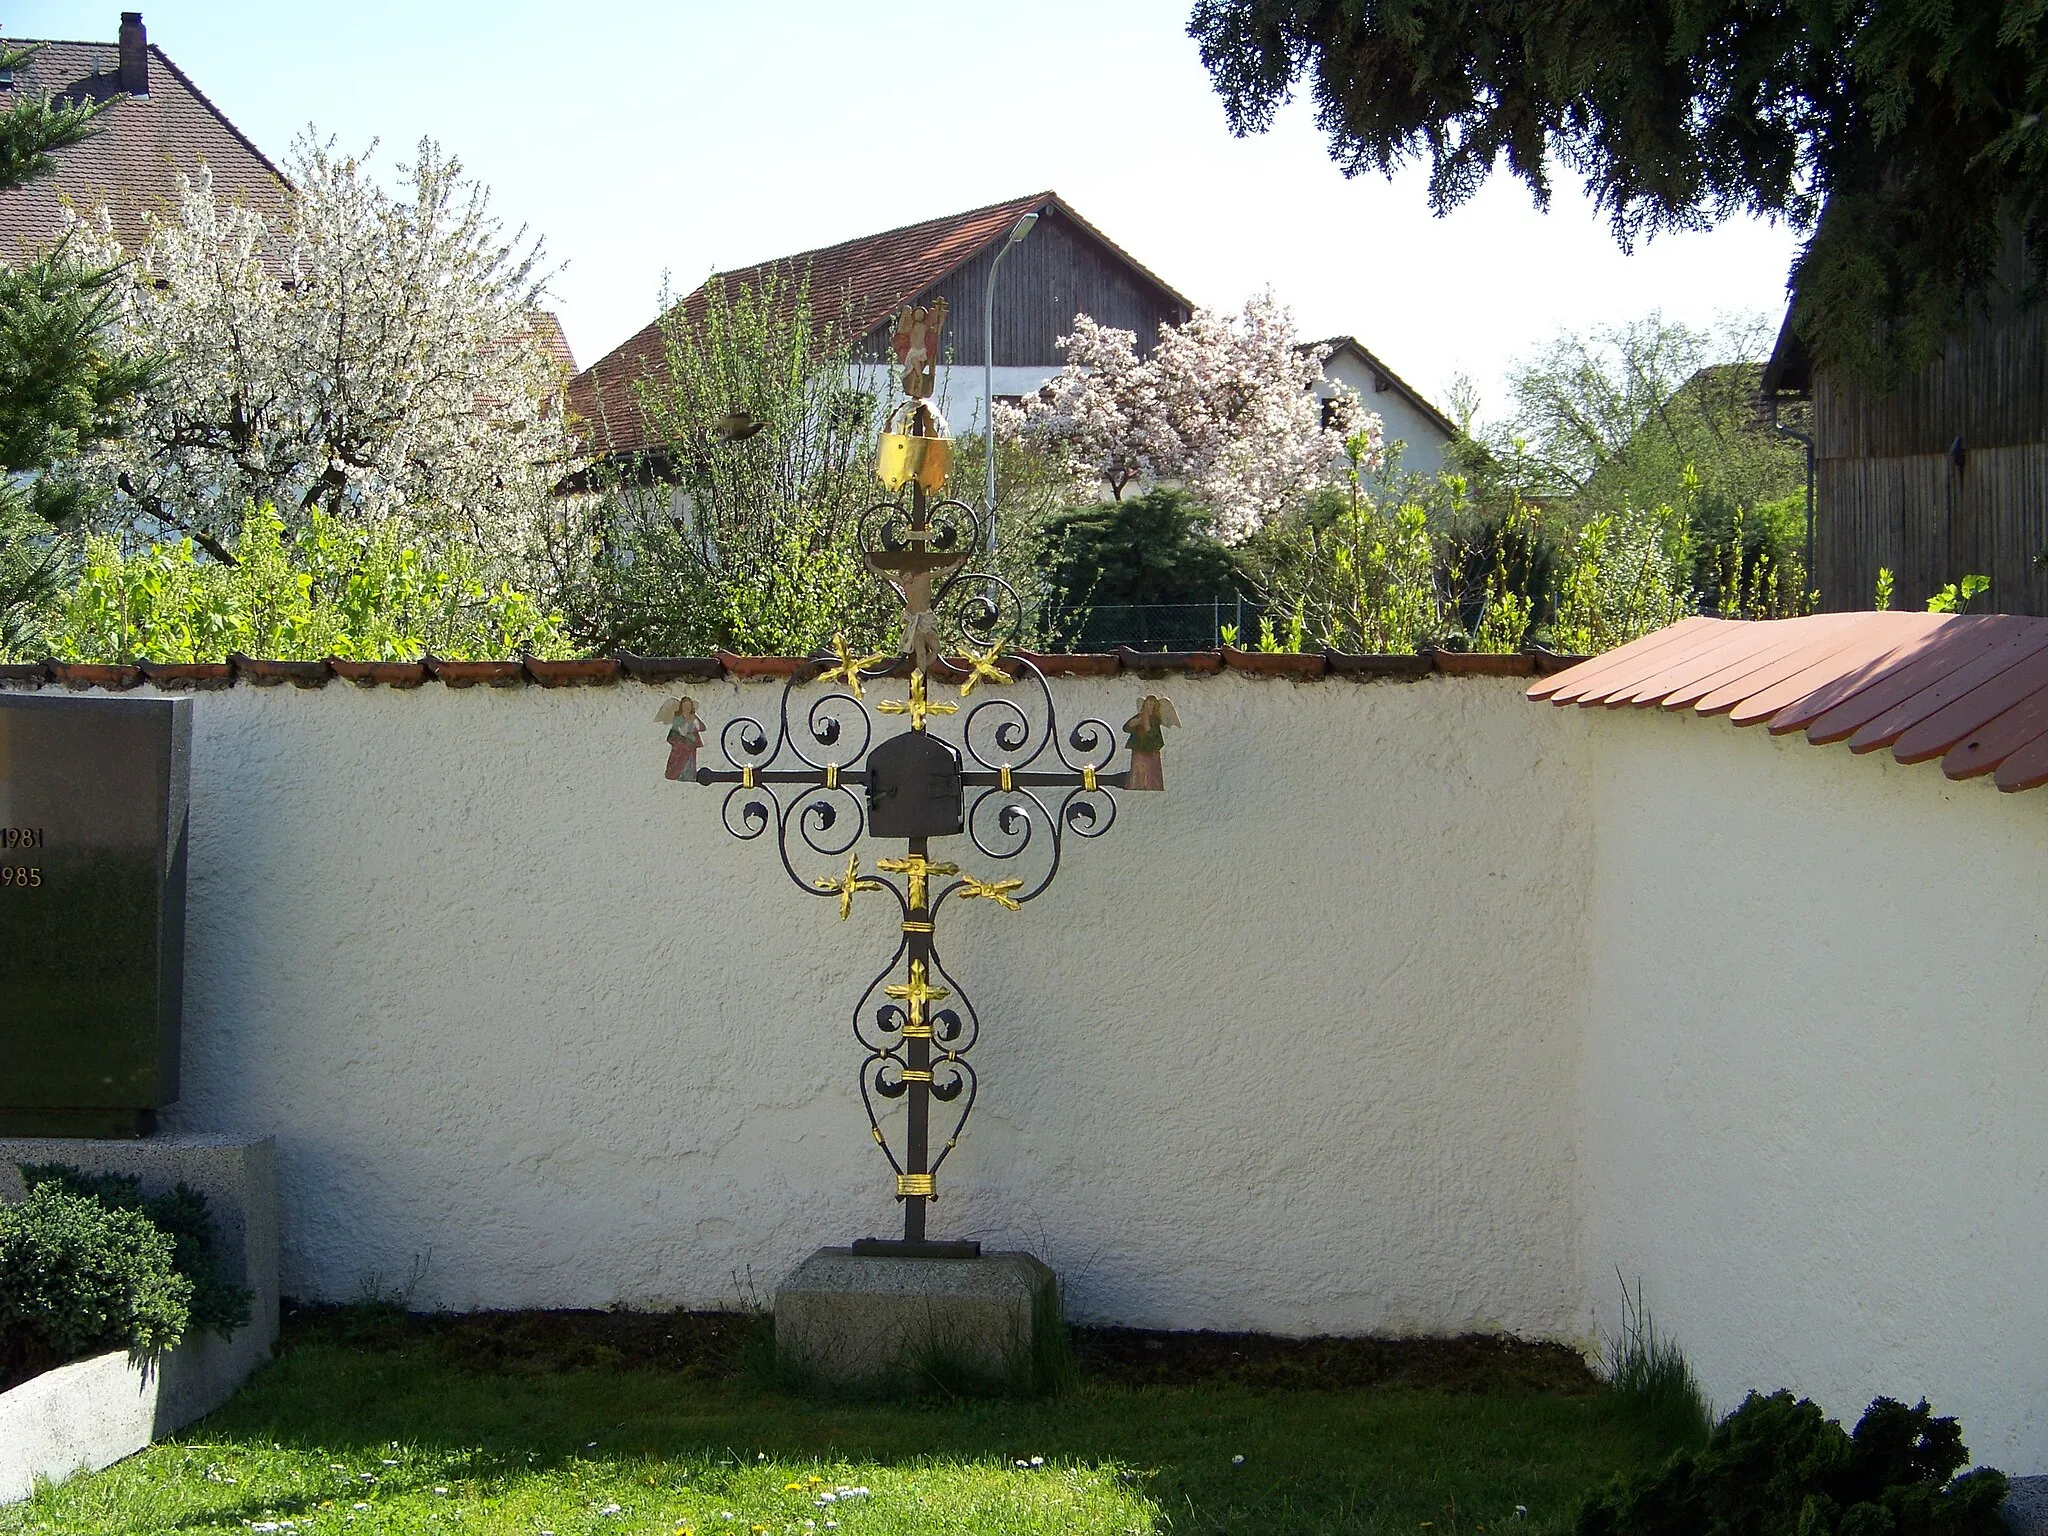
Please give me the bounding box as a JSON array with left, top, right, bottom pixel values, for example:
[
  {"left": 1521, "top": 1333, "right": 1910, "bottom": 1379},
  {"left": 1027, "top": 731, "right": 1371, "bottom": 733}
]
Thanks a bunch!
[{"left": 684, "top": 481, "right": 1151, "bottom": 1254}]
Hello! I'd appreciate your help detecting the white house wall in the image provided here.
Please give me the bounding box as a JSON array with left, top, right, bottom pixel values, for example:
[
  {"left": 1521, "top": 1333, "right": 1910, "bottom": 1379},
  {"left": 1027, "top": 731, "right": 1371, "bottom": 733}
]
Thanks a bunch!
[
  {"left": 1320, "top": 351, "right": 1453, "bottom": 478},
  {"left": 1579, "top": 707, "right": 2048, "bottom": 1474}
]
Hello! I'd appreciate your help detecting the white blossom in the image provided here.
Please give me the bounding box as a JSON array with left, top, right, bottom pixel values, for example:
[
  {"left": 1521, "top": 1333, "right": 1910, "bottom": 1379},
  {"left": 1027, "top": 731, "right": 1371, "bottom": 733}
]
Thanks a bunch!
[
  {"left": 77, "top": 134, "right": 582, "bottom": 578},
  {"left": 1009, "top": 292, "right": 1381, "bottom": 542}
]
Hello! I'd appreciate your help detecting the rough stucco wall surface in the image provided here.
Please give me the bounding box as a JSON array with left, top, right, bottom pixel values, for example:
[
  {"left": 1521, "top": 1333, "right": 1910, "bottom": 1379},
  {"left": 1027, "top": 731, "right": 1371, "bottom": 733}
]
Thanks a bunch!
[
  {"left": 1580, "top": 709, "right": 2048, "bottom": 1474},
  {"left": 154, "top": 674, "right": 1593, "bottom": 1337}
]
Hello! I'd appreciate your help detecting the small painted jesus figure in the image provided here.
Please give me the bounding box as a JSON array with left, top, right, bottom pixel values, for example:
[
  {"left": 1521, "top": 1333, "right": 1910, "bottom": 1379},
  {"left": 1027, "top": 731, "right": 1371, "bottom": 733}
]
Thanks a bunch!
[
  {"left": 1122, "top": 694, "right": 1180, "bottom": 791},
  {"left": 657, "top": 696, "right": 704, "bottom": 781}
]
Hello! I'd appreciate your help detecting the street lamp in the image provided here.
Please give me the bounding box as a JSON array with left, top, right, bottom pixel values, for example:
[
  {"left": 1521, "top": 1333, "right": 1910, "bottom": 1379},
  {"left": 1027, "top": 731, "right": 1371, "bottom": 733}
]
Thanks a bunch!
[{"left": 983, "top": 209, "right": 1039, "bottom": 545}]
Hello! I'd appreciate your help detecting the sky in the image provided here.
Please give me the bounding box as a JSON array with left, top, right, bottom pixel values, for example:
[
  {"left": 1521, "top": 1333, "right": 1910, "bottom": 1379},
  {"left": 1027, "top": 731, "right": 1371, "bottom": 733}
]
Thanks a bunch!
[{"left": 10, "top": 0, "right": 1805, "bottom": 422}]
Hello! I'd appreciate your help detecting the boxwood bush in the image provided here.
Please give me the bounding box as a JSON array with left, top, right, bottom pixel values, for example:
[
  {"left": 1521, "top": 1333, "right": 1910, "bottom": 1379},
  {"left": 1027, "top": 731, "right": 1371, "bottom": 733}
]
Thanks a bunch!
[
  {"left": 1577, "top": 1390, "right": 2009, "bottom": 1536},
  {"left": 17, "top": 1164, "right": 251, "bottom": 1340},
  {"left": 0, "top": 1184, "right": 193, "bottom": 1386}
]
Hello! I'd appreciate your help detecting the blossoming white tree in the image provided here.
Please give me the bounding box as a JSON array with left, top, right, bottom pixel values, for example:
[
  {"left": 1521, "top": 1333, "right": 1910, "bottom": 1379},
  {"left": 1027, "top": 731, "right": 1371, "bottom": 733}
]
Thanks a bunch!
[
  {"left": 79, "top": 136, "right": 579, "bottom": 573},
  {"left": 1008, "top": 292, "right": 1382, "bottom": 543}
]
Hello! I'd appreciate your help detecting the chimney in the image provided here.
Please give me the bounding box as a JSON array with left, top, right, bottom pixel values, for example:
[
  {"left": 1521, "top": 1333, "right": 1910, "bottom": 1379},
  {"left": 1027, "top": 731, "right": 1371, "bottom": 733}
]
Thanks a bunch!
[{"left": 118, "top": 12, "right": 149, "bottom": 98}]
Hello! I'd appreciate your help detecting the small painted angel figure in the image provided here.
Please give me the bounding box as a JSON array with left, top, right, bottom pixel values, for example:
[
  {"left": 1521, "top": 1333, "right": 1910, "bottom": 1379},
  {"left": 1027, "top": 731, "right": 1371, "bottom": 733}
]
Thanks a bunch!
[
  {"left": 656, "top": 696, "right": 704, "bottom": 781},
  {"left": 1122, "top": 694, "right": 1180, "bottom": 791},
  {"left": 891, "top": 299, "right": 947, "bottom": 399}
]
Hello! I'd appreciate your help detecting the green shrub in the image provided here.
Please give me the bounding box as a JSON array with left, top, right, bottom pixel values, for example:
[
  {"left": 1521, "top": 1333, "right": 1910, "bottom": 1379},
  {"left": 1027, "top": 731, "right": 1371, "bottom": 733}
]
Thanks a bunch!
[
  {"left": 18, "top": 1164, "right": 250, "bottom": 1341},
  {"left": 1577, "top": 1391, "right": 2009, "bottom": 1536},
  {"left": 35, "top": 503, "right": 569, "bottom": 665},
  {"left": 0, "top": 1184, "right": 193, "bottom": 1368}
]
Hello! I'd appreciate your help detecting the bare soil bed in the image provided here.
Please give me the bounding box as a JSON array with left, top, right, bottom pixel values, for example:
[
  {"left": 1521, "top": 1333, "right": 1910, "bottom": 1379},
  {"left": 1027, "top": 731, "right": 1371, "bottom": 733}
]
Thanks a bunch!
[{"left": 281, "top": 1300, "right": 1599, "bottom": 1394}]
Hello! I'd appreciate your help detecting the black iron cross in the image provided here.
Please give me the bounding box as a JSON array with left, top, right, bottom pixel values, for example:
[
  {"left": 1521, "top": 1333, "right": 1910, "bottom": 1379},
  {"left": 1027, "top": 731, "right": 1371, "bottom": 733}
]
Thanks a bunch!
[{"left": 687, "top": 477, "right": 1142, "bottom": 1257}]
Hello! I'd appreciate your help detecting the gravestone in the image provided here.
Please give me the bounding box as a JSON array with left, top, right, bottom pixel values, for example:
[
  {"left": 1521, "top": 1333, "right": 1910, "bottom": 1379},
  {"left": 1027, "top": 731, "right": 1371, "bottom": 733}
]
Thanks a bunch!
[{"left": 0, "top": 696, "right": 191, "bottom": 1136}]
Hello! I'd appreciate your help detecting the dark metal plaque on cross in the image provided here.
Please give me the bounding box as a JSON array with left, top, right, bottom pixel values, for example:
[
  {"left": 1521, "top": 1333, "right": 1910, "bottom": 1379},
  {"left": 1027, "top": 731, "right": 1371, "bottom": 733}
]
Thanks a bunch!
[{"left": 867, "top": 732, "right": 964, "bottom": 840}]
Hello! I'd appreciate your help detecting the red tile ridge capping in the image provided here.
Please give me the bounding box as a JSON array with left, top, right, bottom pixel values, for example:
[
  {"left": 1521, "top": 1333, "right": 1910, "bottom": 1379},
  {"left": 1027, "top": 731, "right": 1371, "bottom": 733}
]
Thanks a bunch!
[
  {"left": 1527, "top": 612, "right": 2048, "bottom": 794},
  {"left": 0, "top": 649, "right": 1579, "bottom": 689}
]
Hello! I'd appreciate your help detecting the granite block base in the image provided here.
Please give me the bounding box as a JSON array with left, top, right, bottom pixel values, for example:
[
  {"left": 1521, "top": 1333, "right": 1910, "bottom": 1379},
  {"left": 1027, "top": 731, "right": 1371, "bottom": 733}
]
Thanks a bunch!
[{"left": 774, "top": 1247, "right": 1057, "bottom": 1391}]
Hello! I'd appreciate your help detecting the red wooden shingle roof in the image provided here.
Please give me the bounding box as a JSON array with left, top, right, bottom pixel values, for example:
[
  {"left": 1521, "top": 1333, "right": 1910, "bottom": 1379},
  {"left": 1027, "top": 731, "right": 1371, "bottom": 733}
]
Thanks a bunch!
[
  {"left": 0, "top": 34, "right": 287, "bottom": 260},
  {"left": 1529, "top": 612, "right": 2048, "bottom": 792},
  {"left": 568, "top": 191, "right": 1190, "bottom": 457}
]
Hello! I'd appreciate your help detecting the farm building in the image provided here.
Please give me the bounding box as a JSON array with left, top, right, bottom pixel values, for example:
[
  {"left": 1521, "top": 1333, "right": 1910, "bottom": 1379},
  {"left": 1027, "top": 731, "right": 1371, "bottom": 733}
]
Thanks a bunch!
[{"left": 1763, "top": 238, "right": 2048, "bottom": 614}]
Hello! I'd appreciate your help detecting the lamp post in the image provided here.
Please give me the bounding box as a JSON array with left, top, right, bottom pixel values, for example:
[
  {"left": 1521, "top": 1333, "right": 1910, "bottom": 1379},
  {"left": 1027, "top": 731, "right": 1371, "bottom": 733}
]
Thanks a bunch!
[{"left": 983, "top": 209, "right": 1039, "bottom": 545}]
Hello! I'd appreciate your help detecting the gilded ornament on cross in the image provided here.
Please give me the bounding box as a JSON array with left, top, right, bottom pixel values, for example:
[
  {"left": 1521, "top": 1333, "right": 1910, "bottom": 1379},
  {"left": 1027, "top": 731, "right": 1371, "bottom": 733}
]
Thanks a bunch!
[{"left": 660, "top": 298, "right": 1180, "bottom": 1256}]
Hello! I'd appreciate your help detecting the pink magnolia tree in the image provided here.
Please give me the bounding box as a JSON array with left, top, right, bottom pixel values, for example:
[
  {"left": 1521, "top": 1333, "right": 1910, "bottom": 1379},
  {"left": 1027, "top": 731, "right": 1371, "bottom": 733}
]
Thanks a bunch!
[{"left": 1006, "top": 293, "right": 1384, "bottom": 543}]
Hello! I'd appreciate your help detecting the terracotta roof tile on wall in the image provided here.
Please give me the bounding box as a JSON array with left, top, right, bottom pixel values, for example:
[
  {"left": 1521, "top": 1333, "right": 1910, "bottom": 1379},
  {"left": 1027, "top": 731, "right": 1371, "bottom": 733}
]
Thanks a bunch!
[
  {"left": 1529, "top": 612, "right": 2048, "bottom": 792},
  {"left": 0, "top": 648, "right": 1558, "bottom": 694},
  {"left": 0, "top": 38, "right": 288, "bottom": 260}
]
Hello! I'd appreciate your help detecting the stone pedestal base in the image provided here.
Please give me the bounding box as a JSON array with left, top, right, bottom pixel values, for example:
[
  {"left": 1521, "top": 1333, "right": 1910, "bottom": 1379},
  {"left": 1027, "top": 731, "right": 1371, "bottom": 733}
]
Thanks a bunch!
[
  {"left": 0, "top": 1133, "right": 279, "bottom": 1502},
  {"left": 774, "top": 1247, "right": 1057, "bottom": 1392}
]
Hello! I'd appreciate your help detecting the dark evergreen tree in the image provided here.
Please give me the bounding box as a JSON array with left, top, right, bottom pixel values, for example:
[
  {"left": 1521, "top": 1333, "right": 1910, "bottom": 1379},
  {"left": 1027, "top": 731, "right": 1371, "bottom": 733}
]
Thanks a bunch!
[
  {"left": 0, "top": 34, "right": 158, "bottom": 654},
  {"left": 1037, "top": 489, "right": 1254, "bottom": 646},
  {"left": 1188, "top": 0, "right": 2047, "bottom": 386}
]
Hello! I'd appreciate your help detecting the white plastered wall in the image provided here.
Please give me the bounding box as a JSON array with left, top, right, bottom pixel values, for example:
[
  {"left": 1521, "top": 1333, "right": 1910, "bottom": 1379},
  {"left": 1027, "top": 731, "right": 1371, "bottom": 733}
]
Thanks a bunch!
[
  {"left": 155, "top": 673, "right": 1593, "bottom": 1340},
  {"left": 41, "top": 666, "right": 2048, "bottom": 1471},
  {"left": 1578, "top": 706, "right": 2048, "bottom": 1473}
]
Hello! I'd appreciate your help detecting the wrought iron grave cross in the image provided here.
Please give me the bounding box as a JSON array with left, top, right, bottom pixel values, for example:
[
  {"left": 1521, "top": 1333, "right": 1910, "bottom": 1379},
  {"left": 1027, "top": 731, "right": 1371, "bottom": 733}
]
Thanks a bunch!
[{"left": 662, "top": 310, "right": 1177, "bottom": 1258}]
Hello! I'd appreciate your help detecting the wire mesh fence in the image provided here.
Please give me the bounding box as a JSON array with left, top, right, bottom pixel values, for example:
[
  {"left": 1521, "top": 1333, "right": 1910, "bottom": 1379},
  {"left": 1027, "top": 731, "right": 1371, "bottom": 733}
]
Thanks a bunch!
[{"left": 1038, "top": 599, "right": 1265, "bottom": 652}]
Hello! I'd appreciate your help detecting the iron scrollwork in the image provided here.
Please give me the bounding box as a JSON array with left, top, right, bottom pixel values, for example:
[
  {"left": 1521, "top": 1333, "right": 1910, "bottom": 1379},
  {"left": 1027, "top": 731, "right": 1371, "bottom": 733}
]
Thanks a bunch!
[{"left": 678, "top": 344, "right": 1170, "bottom": 1254}]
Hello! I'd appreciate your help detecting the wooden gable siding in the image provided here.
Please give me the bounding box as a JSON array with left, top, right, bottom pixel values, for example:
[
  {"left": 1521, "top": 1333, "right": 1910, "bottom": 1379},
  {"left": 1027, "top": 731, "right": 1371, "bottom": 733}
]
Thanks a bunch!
[
  {"left": 851, "top": 205, "right": 1189, "bottom": 367},
  {"left": 1814, "top": 298, "right": 2048, "bottom": 613}
]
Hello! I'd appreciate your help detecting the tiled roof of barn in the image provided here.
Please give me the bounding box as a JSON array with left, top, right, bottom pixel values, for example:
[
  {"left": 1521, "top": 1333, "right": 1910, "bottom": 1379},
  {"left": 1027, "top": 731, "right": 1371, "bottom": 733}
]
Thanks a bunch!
[
  {"left": 0, "top": 31, "right": 287, "bottom": 261},
  {"left": 567, "top": 192, "right": 1190, "bottom": 457},
  {"left": 1530, "top": 612, "right": 2048, "bottom": 792}
]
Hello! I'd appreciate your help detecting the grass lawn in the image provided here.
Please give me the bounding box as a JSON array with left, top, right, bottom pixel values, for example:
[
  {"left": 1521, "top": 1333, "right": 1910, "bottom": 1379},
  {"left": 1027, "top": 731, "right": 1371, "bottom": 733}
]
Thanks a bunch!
[{"left": 0, "top": 1310, "right": 1690, "bottom": 1536}]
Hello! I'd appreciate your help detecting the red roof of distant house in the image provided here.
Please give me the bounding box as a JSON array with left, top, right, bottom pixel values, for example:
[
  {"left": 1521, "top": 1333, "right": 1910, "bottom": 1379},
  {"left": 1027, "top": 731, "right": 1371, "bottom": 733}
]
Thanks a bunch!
[
  {"left": 0, "top": 28, "right": 287, "bottom": 260},
  {"left": 522, "top": 310, "right": 576, "bottom": 376},
  {"left": 567, "top": 191, "right": 1188, "bottom": 457},
  {"left": 1530, "top": 612, "right": 2048, "bottom": 792}
]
